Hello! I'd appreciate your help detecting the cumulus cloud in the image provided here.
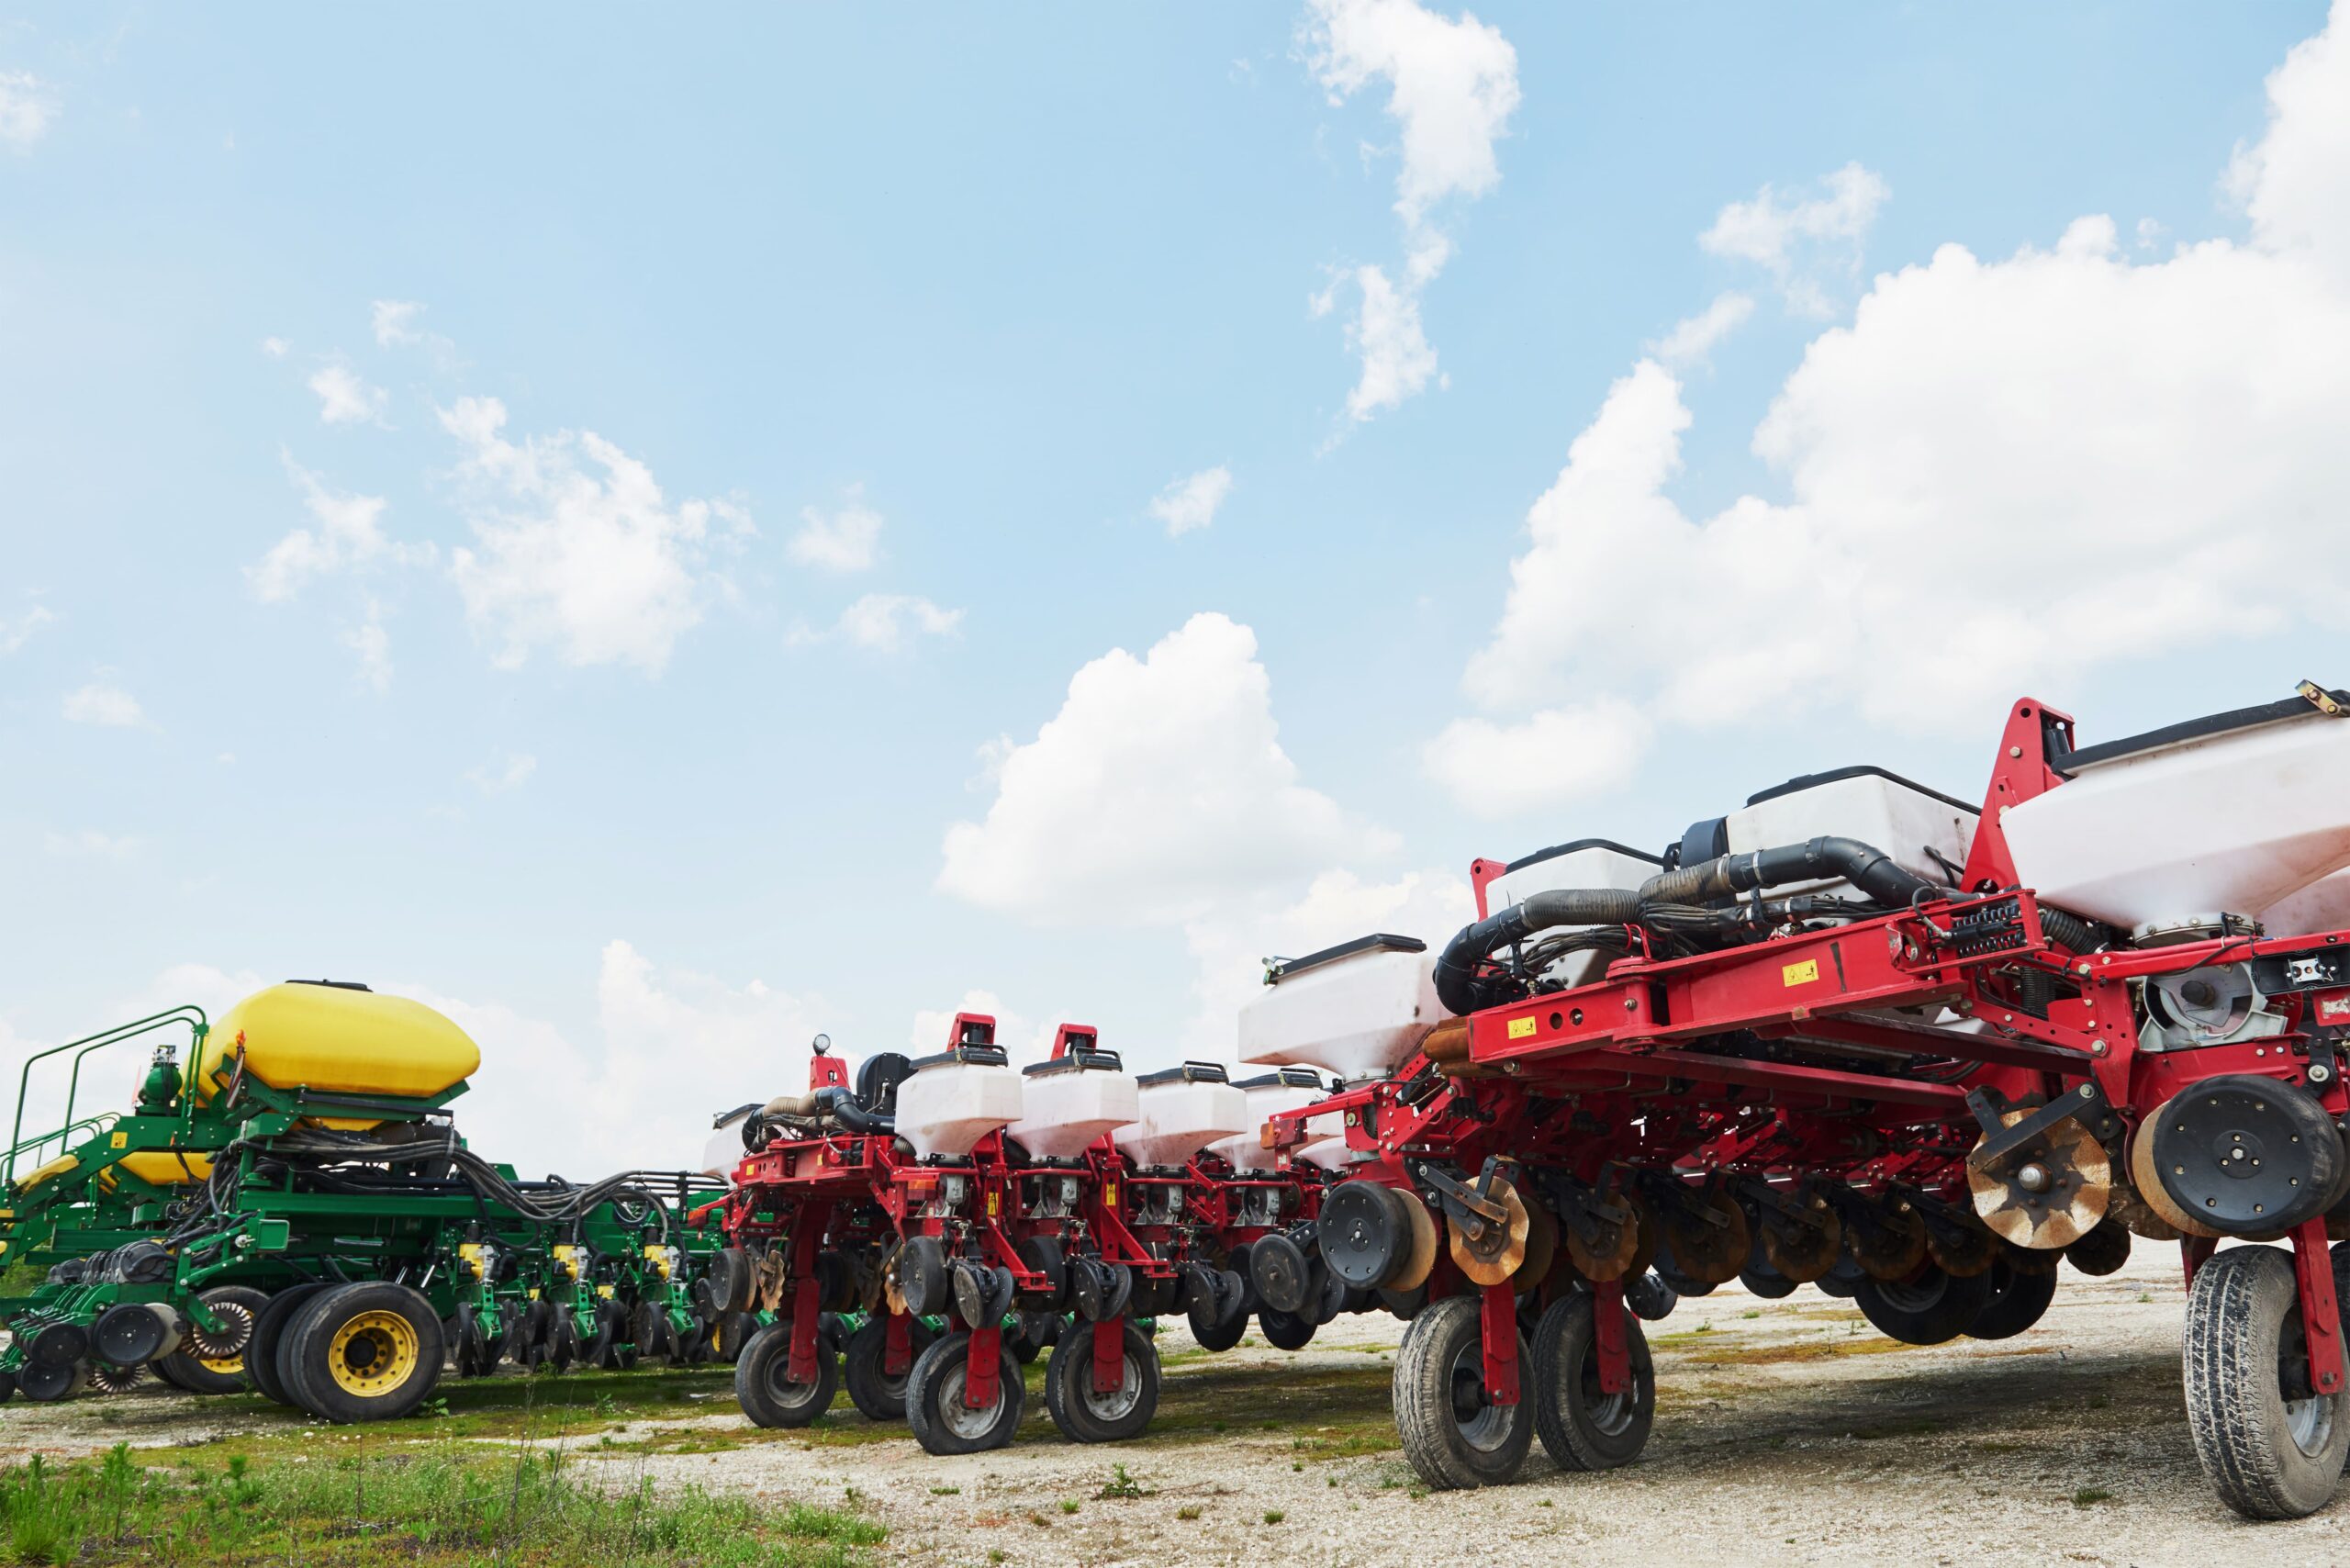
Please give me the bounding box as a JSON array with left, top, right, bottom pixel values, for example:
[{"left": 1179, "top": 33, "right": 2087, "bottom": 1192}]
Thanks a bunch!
[
  {"left": 789, "top": 491, "right": 885, "bottom": 572},
  {"left": 308, "top": 364, "right": 389, "bottom": 426},
  {"left": 441, "top": 396, "right": 751, "bottom": 673},
  {"left": 260, "top": 336, "right": 289, "bottom": 358},
  {"left": 250, "top": 458, "right": 420, "bottom": 602},
  {"left": 1147, "top": 465, "right": 1235, "bottom": 536},
  {"left": 1303, "top": 0, "right": 1519, "bottom": 422},
  {"left": 62, "top": 682, "right": 147, "bottom": 728},
  {"left": 834, "top": 593, "right": 962, "bottom": 653},
  {"left": 43, "top": 828, "right": 138, "bottom": 861},
  {"left": 1422, "top": 700, "right": 1653, "bottom": 819},
  {"left": 909, "top": 990, "right": 1066, "bottom": 1068},
  {"left": 1648, "top": 291, "right": 1756, "bottom": 369},
  {"left": 1700, "top": 162, "right": 1890, "bottom": 317},
  {"left": 1435, "top": 5, "right": 2350, "bottom": 810},
  {"left": 344, "top": 603, "right": 393, "bottom": 692},
  {"left": 465, "top": 752, "right": 537, "bottom": 795},
  {"left": 0, "top": 604, "right": 56, "bottom": 655},
  {"left": 0, "top": 73, "right": 58, "bottom": 151},
  {"left": 939, "top": 611, "right": 1393, "bottom": 924},
  {"left": 372, "top": 300, "right": 425, "bottom": 347}
]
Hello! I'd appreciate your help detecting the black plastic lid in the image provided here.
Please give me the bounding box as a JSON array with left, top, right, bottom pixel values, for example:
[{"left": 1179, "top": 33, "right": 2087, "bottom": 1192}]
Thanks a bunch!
[
  {"left": 1138, "top": 1061, "right": 1229, "bottom": 1087},
  {"left": 1266, "top": 933, "right": 1427, "bottom": 985},
  {"left": 2060, "top": 687, "right": 2350, "bottom": 775},
  {"left": 1743, "top": 765, "right": 1977, "bottom": 815},
  {"left": 711, "top": 1103, "right": 758, "bottom": 1128},
  {"left": 1502, "top": 837, "right": 1663, "bottom": 875},
  {"left": 910, "top": 1045, "right": 1009, "bottom": 1072},
  {"left": 1235, "top": 1068, "right": 1326, "bottom": 1091},
  {"left": 1021, "top": 1049, "right": 1125, "bottom": 1077}
]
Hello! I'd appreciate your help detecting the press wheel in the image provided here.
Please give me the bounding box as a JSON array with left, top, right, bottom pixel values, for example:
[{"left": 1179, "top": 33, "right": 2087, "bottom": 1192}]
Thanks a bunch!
[
  {"left": 1850, "top": 1202, "right": 1929, "bottom": 1282},
  {"left": 1968, "top": 1107, "right": 2111, "bottom": 1250},
  {"left": 1446, "top": 1178, "right": 1530, "bottom": 1288},
  {"left": 1661, "top": 1188, "right": 1749, "bottom": 1286},
  {"left": 2129, "top": 1114, "right": 2221, "bottom": 1239},
  {"left": 1393, "top": 1190, "right": 1439, "bottom": 1293},
  {"left": 2108, "top": 1170, "right": 2186, "bottom": 1243},
  {"left": 1513, "top": 1201, "right": 1559, "bottom": 1291}
]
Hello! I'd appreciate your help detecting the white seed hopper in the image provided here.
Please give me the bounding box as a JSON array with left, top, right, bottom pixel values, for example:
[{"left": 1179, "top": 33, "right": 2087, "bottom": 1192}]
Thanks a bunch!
[
  {"left": 1209, "top": 1069, "right": 1327, "bottom": 1173},
  {"left": 893, "top": 1047, "right": 1024, "bottom": 1159},
  {"left": 2264, "top": 868, "right": 2350, "bottom": 938},
  {"left": 1007, "top": 1052, "right": 1137, "bottom": 1159},
  {"left": 1114, "top": 1064, "right": 1249, "bottom": 1169},
  {"left": 2003, "top": 691, "right": 2350, "bottom": 930},
  {"left": 1487, "top": 839, "right": 1662, "bottom": 989},
  {"left": 1720, "top": 767, "right": 1977, "bottom": 897},
  {"left": 1238, "top": 934, "right": 1442, "bottom": 1081}
]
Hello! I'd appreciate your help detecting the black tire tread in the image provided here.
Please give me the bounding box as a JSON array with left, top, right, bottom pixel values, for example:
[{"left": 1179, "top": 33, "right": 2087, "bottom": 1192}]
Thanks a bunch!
[
  {"left": 1390, "top": 1294, "right": 1532, "bottom": 1490},
  {"left": 2184, "top": 1245, "right": 2350, "bottom": 1519}
]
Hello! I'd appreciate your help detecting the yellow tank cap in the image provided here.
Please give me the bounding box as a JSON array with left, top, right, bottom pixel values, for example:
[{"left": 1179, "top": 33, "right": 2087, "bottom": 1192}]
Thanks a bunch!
[{"left": 193, "top": 982, "right": 481, "bottom": 1110}]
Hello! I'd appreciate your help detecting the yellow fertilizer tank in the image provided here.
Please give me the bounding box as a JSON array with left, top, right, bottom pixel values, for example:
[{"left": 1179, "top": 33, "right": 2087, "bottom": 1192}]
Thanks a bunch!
[
  {"left": 193, "top": 982, "right": 479, "bottom": 1127},
  {"left": 110, "top": 1151, "right": 216, "bottom": 1186}
]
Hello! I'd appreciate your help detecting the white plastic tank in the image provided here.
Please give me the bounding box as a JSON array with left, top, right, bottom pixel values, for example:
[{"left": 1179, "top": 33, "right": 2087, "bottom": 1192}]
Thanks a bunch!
[
  {"left": 1006, "top": 1057, "right": 1137, "bottom": 1159},
  {"left": 1238, "top": 935, "right": 1441, "bottom": 1081},
  {"left": 1721, "top": 767, "right": 1976, "bottom": 898},
  {"left": 1486, "top": 839, "right": 1662, "bottom": 989},
  {"left": 2003, "top": 695, "right": 2350, "bottom": 930},
  {"left": 1295, "top": 1092, "right": 1357, "bottom": 1171},
  {"left": 1115, "top": 1066, "right": 1249, "bottom": 1169},
  {"left": 2263, "top": 869, "right": 2350, "bottom": 938},
  {"left": 893, "top": 1053, "right": 1024, "bottom": 1159},
  {"left": 702, "top": 1103, "right": 756, "bottom": 1178},
  {"left": 1208, "top": 1070, "right": 1326, "bottom": 1173}
]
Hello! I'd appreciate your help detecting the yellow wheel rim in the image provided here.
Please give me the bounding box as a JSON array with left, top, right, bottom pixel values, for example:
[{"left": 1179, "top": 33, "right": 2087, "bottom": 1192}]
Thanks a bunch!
[
  {"left": 198, "top": 1352, "right": 243, "bottom": 1376},
  {"left": 327, "top": 1308, "right": 420, "bottom": 1397}
]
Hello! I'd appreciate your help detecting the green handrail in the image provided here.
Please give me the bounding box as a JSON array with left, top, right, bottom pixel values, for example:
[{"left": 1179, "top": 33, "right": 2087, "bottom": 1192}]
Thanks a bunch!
[
  {"left": 3, "top": 1112, "right": 121, "bottom": 1178},
  {"left": 6, "top": 1007, "right": 207, "bottom": 1183}
]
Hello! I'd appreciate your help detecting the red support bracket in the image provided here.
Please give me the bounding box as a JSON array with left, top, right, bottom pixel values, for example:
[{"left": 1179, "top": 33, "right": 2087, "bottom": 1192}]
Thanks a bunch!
[
  {"left": 2181, "top": 1234, "right": 2218, "bottom": 1290},
  {"left": 788, "top": 1274, "right": 822, "bottom": 1384},
  {"left": 1479, "top": 1282, "right": 1519, "bottom": 1406},
  {"left": 2292, "top": 1216, "right": 2345, "bottom": 1398},
  {"left": 1594, "top": 1276, "right": 1630, "bottom": 1396},
  {"left": 884, "top": 1308, "right": 912, "bottom": 1378},
  {"left": 1092, "top": 1314, "right": 1125, "bottom": 1395},
  {"left": 965, "top": 1321, "right": 1002, "bottom": 1410}
]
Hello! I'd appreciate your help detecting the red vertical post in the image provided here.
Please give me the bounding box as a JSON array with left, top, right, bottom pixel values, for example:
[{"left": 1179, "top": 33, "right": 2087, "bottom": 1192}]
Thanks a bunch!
[
  {"left": 1092, "top": 1314, "right": 1125, "bottom": 1394},
  {"left": 884, "top": 1308, "right": 912, "bottom": 1377},
  {"left": 2181, "top": 1234, "right": 2218, "bottom": 1290},
  {"left": 2292, "top": 1216, "right": 2345, "bottom": 1396},
  {"left": 1479, "top": 1282, "right": 1519, "bottom": 1406},
  {"left": 1594, "top": 1276, "right": 1630, "bottom": 1396},
  {"left": 965, "top": 1318, "right": 1003, "bottom": 1409}
]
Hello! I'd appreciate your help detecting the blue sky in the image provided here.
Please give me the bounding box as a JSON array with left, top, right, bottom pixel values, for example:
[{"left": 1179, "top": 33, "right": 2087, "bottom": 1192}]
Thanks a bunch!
[{"left": 6, "top": 3, "right": 2346, "bottom": 1174}]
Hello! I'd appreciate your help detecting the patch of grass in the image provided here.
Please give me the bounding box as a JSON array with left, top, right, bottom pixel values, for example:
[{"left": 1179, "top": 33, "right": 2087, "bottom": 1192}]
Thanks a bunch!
[
  {"left": 929, "top": 1485, "right": 960, "bottom": 1497},
  {"left": 1262, "top": 1509, "right": 1285, "bottom": 1525},
  {"left": 0, "top": 1439, "right": 883, "bottom": 1567},
  {"left": 1098, "top": 1464, "right": 1145, "bottom": 1500},
  {"left": 1025, "top": 1509, "right": 1052, "bottom": 1529},
  {"left": 1175, "top": 1506, "right": 1202, "bottom": 1521},
  {"left": 2072, "top": 1487, "right": 2114, "bottom": 1508},
  {"left": 1058, "top": 1499, "right": 1080, "bottom": 1516}
]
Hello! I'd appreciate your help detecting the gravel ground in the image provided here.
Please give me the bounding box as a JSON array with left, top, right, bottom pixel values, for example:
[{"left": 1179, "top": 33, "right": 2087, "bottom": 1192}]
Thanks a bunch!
[{"left": 13, "top": 1250, "right": 2350, "bottom": 1565}]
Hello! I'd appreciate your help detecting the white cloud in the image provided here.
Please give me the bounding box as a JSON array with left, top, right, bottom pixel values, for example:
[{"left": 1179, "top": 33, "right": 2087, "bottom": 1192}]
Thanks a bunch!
[
  {"left": 0, "top": 604, "right": 56, "bottom": 654},
  {"left": 1700, "top": 162, "right": 1889, "bottom": 317},
  {"left": 789, "top": 492, "right": 885, "bottom": 572},
  {"left": 344, "top": 603, "right": 393, "bottom": 692},
  {"left": 939, "top": 611, "right": 1393, "bottom": 924},
  {"left": 251, "top": 458, "right": 418, "bottom": 602},
  {"left": 1303, "top": 0, "right": 1519, "bottom": 422},
  {"left": 371, "top": 300, "right": 425, "bottom": 348},
  {"left": 62, "top": 681, "right": 147, "bottom": 728},
  {"left": 1148, "top": 465, "right": 1235, "bottom": 536},
  {"left": 1438, "top": 4, "right": 2350, "bottom": 800},
  {"left": 441, "top": 395, "right": 751, "bottom": 673},
  {"left": 838, "top": 593, "right": 962, "bottom": 652},
  {"left": 1423, "top": 700, "right": 1653, "bottom": 819},
  {"left": 43, "top": 828, "right": 138, "bottom": 861},
  {"left": 465, "top": 752, "right": 537, "bottom": 795},
  {"left": 909, "top": 990, "right": 1065, "bottom": 1068},
  {"left": 0, "top": 72, "right": 58, "bottom": 151},
  {"left": 308, "top": 364, "right": 389, "bottom": 426},
  {"left": 261, "top": 336, "right": 289, "bottom": 358},
  {"left": 1649, "top": 290, "right": 1756, "bottom": 369},
  {"left": 1179, "top": 868, "right": 1472, "bottom": 1058}
]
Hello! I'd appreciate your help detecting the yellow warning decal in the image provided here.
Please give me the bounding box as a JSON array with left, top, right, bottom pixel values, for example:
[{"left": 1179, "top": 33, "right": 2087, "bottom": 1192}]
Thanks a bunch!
[
  {"left": 110, "top": 1132, "right": 129, "bottom": 1149},
  {"left": 1783, "top": 958, "right": 1820, "bottom": 987},
  {"left": 985, "top": 1191, "right": 1000, "bottom": 1217},
  {"left": 1506, "top": 1015, "right": 1538, "bottom": 1040}
]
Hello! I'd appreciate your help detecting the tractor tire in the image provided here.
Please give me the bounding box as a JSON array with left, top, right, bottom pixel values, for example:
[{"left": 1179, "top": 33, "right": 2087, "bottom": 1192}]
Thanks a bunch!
[
  {"left": 1966, "top": 1259, "right": 2058, "bottom": 1340},
  {"left": 2185, "top": 1245, "right": 2350, "bottom": 1519},
  {"left": 844, "top": 1316, "right": 935, "bottom": 1421},
  {"left": 1045, "top": 1321, "right": 1159, "bottom": 1443},
  {"left": 1391, "top": 1294, "right": 1534, "bottom": 1490},
  {"left": 1854, "top": 1264, "right": 1993, "bottom": 1346},
  {"left": 904, "top": 1330, "right": 1024, "bottom": 1456},
  {"left": 280, "top": 1283, "right": 445, "bottom": 1424},
  {"left": 1530, "top": 1291, "right": 1654, "bottom": 1473},
  {"left": 246, "top": 1282, "right": 332, "bottom": 1406},
  {"left": 734, "top": 1322, "right": 840, "bottom": 1428}
]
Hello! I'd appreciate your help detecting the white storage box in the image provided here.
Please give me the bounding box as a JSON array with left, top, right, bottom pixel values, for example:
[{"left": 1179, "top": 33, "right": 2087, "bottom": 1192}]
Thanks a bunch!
[
  {"left": 1721, "top": 767, "right": 1975, "bottom": 898},
  {"left": 1238, "top": 934, "right": 1441, "bottom": 1081},
  {"left": 1006, "top": 1054, "right": 1136, "bottom": 1159},
  {"left": 1115, "top": 1065, "right": 1248, "bottom": 1169},
  {"left": 2263, "top": 868, "right": 2350, "bottom": 938},
  {"left": 1209, "top": 1069, "right": 1326, "bottom": 1173},
  {"left": 2004, "top": 694, "right": 2350, "bottom": 929},
  {"left": 893, "top": 1051, "right": 1024, "bottom": 1159},
  {"left": 702, "top": 1103, "right": 756, "bottom": 1178},
  {"left": 1487, "top": 839, "right": 1662, "bottom": 989}
]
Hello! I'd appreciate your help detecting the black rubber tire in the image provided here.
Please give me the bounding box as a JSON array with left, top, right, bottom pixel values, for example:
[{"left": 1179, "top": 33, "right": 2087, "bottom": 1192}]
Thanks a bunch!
[
  {"left": 281, "top": 1282, "right": 445, "bottom": 1424},
  {"left": 893, "top": 1238, "right": 949, "bottom": 1318},
  {"left": 246, "top": 1282, "right": 331, "bottom": 1406},
  {"left": 1017, "top": 1237, "right": 1069, "bottom": 1311},
  {"left": 1854, "top": 1264, "right": 1994, "bottom": 1346},
  {"left": 1966, "top": 1259, "right": 2058, "bottom": 1340},
  {"left": 1044, "top": 1321, "right": 1159, "bottom": 1443},
  {"left": 843, "top": 1316, "right": 935, "bottom": 1420},
  {"left": 1625, "top": 1271, "right": 1679, "bottom": 1323},
  {"left": 2185, "top": 1244, "right": 2350, "bottom": 1519},
  {"left": 1738, "top": 1264, "right": 1797, "bottom": 1301},
  {"left": 734, "top": 1321, "right": 840, "bottom": 1428},
  {"left": 1377, "top": 1282, "right": 1430, "bottom": 1322},
  {"left": 904, "top": 1330, "right": 1024, "bottom": 1456},
  {"left": 16, "top": 1359, "right": 85, "bottom": 1402},
  {"left": 1257, "top": 1306, "right": 1316, "bottom": 1350},
  {"left": 1391, "top": 1294, "right": 1534, "bottom": 1490},
  {"left": 162, "top": 1285, "right": 270, "bottom": 1395},
  {"left": 1530, "top": 1291, "right": 1654, "bottom": 1472}
]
